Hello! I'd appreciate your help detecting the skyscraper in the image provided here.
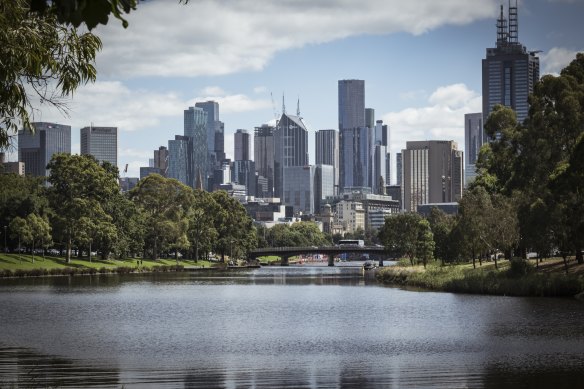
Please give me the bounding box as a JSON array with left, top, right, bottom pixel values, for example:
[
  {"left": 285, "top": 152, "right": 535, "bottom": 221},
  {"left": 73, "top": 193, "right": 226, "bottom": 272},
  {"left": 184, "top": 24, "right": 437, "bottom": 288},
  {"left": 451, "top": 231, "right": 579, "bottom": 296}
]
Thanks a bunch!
[
  {"left": 482, "top": 1, "right": 540, "bottom": 125},
  {"left": 315, "top": 129, "right": 339, "bottom": 195},
  {"left": 401, "top": 141, "right": 464, "bottom": 212},
  {"left": 365, "top": 108, "right": 375, "bottom": 130},
  {"left": 396, "top": 152, "right": 402, "bottom": 187},
  {"left": 167, "top": 135, "right": 192, "bottom": 186},
  {"left": 464, "top": 113, "right": 485, "bottom": 187},
  {"left": 195, "top": 101, "right": 224, "bottom": 176},
  {"left": 371, "top": 119, "right": 390, "bottom": 193},
  {"left": 232, "top": 160, "right": 256, "bottom": 197},
  {"left": 184, "top": 106, "right": 208, "bottom": 189},
  {"left": 338, "top": 79, "right": 367, "bottom": 191},
  {"left": 154, "top": 146, "right": 169, "bottom": 177},
  {"left": 254, "top": 124, "right": 275, "bottom": 197},
  {"left": 234, "top": 129, "right": 251, "bottom": 161},
  {"left": 18, "top": 122, "right": 71, "bottom": 177},
  {"left": 80, "top": 126, "right": 118, "bottom": 167},
  {"left": 274, "top": 113, "right": 309, "bottom": 199}
]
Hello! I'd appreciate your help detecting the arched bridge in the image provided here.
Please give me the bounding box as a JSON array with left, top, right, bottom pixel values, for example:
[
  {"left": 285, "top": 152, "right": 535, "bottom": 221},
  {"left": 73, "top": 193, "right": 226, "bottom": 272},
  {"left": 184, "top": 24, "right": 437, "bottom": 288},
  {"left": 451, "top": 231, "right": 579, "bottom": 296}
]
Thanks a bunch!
[{"left": 249, "top": 246, "right": 390, "bottom": 266}]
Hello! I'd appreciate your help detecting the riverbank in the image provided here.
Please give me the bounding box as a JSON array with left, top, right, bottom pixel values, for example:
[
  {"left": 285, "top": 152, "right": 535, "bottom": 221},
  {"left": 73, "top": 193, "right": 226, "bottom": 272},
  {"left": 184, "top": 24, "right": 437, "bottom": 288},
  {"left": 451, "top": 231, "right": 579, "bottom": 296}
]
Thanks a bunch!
[
  {"left": 376, "top": 259, "right": 584, "bottom": 298},
  {"left": 0, "top": 253, "right": 215, "bottom": 278}
]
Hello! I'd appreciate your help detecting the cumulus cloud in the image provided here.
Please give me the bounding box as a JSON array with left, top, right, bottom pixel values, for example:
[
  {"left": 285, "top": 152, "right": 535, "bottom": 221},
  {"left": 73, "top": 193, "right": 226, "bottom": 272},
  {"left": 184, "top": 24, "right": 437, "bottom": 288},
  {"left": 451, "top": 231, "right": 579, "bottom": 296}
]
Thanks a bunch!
[
  {"left": 381, "top": 83, "right": 482, "bottom": 158},
  {"left": 94, "top": 0, "right": 499, "bottom": 78},
  {"left": 540, "top": 47, "right": 582, "bottom": 75}
]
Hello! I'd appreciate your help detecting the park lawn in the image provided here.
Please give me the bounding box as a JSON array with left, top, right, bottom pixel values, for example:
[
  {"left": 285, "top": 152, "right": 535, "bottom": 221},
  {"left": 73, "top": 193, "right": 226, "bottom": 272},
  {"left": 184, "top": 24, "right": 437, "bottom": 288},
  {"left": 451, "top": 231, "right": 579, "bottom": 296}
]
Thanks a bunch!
[{"left": 0, "top": 253, "right": 213, "bottom": 271}]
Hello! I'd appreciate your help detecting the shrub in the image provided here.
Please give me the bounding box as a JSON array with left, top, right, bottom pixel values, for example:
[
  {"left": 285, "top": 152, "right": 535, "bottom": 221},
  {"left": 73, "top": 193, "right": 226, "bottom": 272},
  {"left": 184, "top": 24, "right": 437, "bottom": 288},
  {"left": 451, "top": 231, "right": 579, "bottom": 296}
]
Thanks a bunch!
[{"left": 507, "top": 259, "right": 534, "bottom": 278}]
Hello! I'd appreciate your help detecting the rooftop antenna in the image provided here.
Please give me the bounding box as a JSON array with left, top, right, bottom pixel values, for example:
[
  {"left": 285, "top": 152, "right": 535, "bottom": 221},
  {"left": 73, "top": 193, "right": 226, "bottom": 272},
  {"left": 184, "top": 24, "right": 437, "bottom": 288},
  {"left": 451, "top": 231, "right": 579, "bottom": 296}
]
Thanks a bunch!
[
  {"left": 508, "top": 0, "right": 518, "bottom": 44},
  {"left": 496, "top": 4, "right": 508, "bottom": 47},
  {"left": 282, "top": 93, "right": 286, "bottom": 115},
  {"left": 296, "top": 96, "right": 300, "bottom": 117}
]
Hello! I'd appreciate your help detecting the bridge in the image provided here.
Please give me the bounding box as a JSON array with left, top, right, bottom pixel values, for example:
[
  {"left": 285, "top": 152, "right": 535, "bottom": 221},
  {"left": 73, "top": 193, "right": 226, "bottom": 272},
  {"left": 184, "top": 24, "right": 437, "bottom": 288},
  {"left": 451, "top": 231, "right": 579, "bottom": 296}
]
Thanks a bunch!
[{"left": 248, "top": 246, "right": 391, "bottom": 266}]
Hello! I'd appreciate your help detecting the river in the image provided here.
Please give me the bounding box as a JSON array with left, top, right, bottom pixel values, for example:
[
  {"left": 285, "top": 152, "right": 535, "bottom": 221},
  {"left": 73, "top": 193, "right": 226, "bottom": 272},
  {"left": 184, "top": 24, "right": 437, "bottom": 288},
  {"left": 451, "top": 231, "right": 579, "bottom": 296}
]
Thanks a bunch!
[{"left": 0, "top": 264, "right": 583, "bottom": 388}]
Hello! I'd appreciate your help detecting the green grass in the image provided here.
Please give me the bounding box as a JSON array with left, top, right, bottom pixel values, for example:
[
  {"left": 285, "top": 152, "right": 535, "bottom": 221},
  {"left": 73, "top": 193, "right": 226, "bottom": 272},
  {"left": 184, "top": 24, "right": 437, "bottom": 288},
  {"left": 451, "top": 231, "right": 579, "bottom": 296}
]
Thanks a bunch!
[
  {"left": 0, "top": 253, "right": 214, "bottom": 272},
  {"left": 377, "top": 259, "right": 584, "bottom": 297}
]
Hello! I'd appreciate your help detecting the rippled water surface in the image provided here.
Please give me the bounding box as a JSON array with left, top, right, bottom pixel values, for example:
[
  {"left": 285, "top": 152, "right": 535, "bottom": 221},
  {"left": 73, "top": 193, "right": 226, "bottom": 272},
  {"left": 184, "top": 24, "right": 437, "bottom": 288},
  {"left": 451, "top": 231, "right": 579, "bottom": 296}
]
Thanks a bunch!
[{"left": 1, "top": 265, "right": 584, "bottom": 388}]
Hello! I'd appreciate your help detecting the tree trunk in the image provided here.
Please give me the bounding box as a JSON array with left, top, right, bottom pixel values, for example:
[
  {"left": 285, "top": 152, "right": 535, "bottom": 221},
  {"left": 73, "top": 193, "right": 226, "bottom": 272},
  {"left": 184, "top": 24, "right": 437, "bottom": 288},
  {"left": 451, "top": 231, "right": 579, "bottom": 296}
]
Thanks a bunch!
[
  {"left": 89, "top": 241, "right": 92, "bottom": 263},
  {"left": 494, "top": 255, "right": 498, "bottom": 270},
  {"left": 31, "top": 241, "right": 35, "bottom": 264},
  {"left": 562, "top": 254, "right": 569, "bottom": 274},
  {"left": 195, "top": 245, "right": 199, "bottom": 263},
  {"left": 18, "top": 236, "right": 22, "bottom": 263},
  {"left": 576, "top": 249, "right": 583, "bottom": 264}
]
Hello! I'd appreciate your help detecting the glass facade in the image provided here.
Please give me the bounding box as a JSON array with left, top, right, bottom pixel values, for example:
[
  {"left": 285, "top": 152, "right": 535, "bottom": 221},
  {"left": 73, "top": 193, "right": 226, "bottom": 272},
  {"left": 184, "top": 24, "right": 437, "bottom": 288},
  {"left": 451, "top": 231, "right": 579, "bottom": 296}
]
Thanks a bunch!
[
  {"left": 464, "top": 113, "right": 485, "bottom": 187},
  {"left": 184, "top": 107, "right": 208, "bottom": 189},
  {"left": 315, "top": 129, "right": 339, "bottom": 195},
  {"left": 254, "top": 125, "right": 275, "bottom": 197},
  {"left": 274, "top": 114, "right": 309, "bottom": 198},
  {"left": 18, "top": 122, "right": 71, "bottom": 177},
  {"left": 80, "top": 126, "right": 117, "bottom": 167}
]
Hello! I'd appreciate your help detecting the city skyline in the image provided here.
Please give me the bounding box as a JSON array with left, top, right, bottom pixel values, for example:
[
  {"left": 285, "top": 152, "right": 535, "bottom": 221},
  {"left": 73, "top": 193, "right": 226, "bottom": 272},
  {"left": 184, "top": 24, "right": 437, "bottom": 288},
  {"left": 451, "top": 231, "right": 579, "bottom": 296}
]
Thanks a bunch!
[{"left": 4, "top": 0, "right": 583, "bottom": 178}]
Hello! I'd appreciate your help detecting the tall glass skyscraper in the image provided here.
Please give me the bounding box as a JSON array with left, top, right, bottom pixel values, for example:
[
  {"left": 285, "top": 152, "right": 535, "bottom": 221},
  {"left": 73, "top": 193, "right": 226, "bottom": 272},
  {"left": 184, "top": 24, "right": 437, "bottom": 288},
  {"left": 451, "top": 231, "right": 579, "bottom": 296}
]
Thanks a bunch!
[
  {"left": 167, "top": 135, "right": 192, "bottom": 186},
  {"left": 195, "top": 101, "right": 224, "bottom": 175},
  {"left": 464, "top": 113, "right": 485, "bottom": 187},
  {"left": 184, "top": 106, "right": 207, "bottom": 189},
  {"left": 274, "top": 113, "right": 309, "bottom": 199},
  {"left": 234, "top": 129, "right": 251, "bottom": 161},
  {"left": 338, "top": 80, "right": 365, "bottom": 130},
  {"left": 80, "top": 126, "right": 118, "bottom": 167},
  {"left": 18, "top": 122, "right": 71, "bottom": 177},
  {"left": 482, "top": 2, "right": 540, "bottom": 126}
]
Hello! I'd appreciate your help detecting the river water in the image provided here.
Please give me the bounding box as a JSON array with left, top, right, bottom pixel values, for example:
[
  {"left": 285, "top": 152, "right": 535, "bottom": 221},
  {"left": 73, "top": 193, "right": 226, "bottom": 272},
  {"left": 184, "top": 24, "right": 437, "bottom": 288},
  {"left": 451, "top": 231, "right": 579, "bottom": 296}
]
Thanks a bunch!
[{"left": 0, "top": 264, "right": 583, "bottom": 388}]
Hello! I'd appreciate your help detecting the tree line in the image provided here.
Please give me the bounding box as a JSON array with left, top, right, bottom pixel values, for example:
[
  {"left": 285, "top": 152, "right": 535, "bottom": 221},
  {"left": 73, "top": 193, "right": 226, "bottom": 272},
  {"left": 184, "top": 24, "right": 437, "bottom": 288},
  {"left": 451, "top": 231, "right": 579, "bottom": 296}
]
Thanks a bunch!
[{"left": 380, "top": 54, "right": 584, "bottom": 271}]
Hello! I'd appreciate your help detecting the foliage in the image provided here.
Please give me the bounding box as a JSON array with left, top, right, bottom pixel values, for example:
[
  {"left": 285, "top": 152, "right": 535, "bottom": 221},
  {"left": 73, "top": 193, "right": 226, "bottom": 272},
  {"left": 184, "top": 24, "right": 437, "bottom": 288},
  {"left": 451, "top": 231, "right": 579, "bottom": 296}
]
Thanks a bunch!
[
  {"left": 379, "top": 212, "right": 427, "bottom": 266},
  {"left": 0, "top": 0, "right": 102, "bottom": 148},
  {"left": 265, "top": 222, "right": 330, "bottom": 248}
]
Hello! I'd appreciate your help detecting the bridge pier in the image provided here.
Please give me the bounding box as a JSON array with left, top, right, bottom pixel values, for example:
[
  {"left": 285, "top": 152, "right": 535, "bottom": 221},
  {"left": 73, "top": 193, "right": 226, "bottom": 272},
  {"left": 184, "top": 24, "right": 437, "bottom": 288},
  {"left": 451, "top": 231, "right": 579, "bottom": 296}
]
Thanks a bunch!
[
  {"left": 281, "top": 256, "right": 290, "bottom": 266},
  {"left": 328, "top": 253, "right": 335, "bottom": 267}
]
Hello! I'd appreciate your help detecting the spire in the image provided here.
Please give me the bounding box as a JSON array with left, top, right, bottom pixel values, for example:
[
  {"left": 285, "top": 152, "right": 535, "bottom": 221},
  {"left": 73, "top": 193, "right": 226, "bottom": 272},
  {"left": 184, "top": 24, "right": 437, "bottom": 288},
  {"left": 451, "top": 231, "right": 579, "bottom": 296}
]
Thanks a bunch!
[
  {"left": 296, "top": 96, "right": 300, "bottom": 117},
  {"left": 282, "top": 93, "right": 286, "bottom": 115},
  {"left": 496, "top": 4, "right": 508, "bottom": 47}
]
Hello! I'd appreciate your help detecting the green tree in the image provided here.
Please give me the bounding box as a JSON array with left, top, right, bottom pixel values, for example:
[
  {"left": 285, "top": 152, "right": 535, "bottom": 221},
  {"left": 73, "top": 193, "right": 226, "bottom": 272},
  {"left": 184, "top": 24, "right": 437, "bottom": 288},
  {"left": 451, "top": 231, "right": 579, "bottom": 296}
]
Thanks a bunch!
[
  {"left": 130, "top": 174, "right": 193, "bottom": 260},
  {"left": 379, "top": 212, "right": 424, "bottom": 266},
  {"left": 9, "top": 216, "right": 31, "bottom": 262},
  {"left": 427, "top": 207, "right": 457, "bottom": 265},
  {"left": 416, "top": 219, "right": 435, "bottom": 269},
  {"left": 0, "top": 0, "right": 102, "bottom": 147},
  {"left": 457, "top": 186, "right": 491, "bottom": 268},
  {"left": 188, "top": 190, "right": 218, "bottom": 262},
  {"left": 26, "top": 213, "right": 51, "bottom": 262},
  {"left": 47, "top": 153, "right": 119, "bottom": 262}
]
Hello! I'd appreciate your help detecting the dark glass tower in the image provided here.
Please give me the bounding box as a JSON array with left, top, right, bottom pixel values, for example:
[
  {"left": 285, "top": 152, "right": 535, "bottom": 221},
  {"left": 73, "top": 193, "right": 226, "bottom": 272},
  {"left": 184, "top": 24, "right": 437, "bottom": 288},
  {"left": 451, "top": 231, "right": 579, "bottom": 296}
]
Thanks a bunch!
[{"left": 482, "top": 1, "right": 540, "bottom": 126}]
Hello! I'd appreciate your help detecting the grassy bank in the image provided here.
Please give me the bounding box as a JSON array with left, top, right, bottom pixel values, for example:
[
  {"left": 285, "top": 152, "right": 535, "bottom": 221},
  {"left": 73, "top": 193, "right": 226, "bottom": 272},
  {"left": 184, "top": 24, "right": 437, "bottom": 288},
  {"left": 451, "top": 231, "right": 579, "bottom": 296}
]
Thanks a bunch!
[
  {"left": 377, "top": 259, "right": 584, "bottom": 298},
  {"left": 0, "top": 253, "right": 215, "bottom": 278}
]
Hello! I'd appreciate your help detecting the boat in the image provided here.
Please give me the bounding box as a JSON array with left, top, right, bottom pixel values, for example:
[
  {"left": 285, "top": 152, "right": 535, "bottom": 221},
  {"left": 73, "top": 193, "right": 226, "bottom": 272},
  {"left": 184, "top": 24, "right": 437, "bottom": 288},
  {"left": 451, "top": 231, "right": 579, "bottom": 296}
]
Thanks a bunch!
[{"left": 363, "top": 260, "right": 376, "bottom": 270}]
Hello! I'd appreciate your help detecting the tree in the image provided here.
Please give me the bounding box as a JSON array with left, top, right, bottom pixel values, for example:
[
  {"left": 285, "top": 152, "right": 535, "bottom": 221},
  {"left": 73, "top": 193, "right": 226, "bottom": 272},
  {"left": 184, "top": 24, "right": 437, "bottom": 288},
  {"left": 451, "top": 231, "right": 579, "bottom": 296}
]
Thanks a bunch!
[
  {"left": 26, "top": 213, "right": 51, "bottom": 262},
  {"left": 1, "top": 0, "right": 102, "bottom": 148},
  {"left": 188, "top": 190, "right": 219, "bottom": 262},
  {"left": 47, "top": 153, "right": 119, "bottom": 262},
  {"left": 379, "top": 212, "right": 425, "bottom": 266},
  {"left": 130, "top": 174, "right": 193, "bottom": 260},
  {"left": 211, "top": 191, "right": 256, "bottom": 262},
  {"left": 9, "top": 216, "right": 31, "bottom": 262},
  {"left": 427, "top": 207, "right": 457, "bottom": 265},
  {"left": 416, "top": 219, "right": 435, "bottom": 269},
  {"left": 457, "top": 186, "right": 491, "bottom": 268}
]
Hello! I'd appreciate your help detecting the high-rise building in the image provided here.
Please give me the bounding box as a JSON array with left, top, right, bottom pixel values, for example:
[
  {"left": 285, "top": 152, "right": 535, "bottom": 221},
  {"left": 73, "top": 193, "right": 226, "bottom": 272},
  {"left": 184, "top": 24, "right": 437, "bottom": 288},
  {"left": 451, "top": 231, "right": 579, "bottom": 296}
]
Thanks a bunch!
[
  {"left": 154, "top": 146, "right": 169, "bottom": 177},
  {"left": 274, "top": 113, "right": 309, "bottom": 198},
  {"left": 315, "top": 164, "right": 334, "bottom": 213},
  {"left": 482, "top": 1, "right": 540, "bottom": 125},
  {"left": 401, "top": 141, "right": 464, "bottom": 212},
  {"left": 232, "top": 160, "right": 256, "bottom": 197},
  {"left": 184, "top": 106, "right": 208, "bottom": 189},
  {"left": 315, "top": 129, "right": 339, "bottom": 195},
  {"left": 195, "top": 101, "right": 224, "bottom": 175},
  {"left": 341, "top": 126, "right": 370, "bottom": 189},
  {"left": 18, "top": 122, "right": 71, "bottom": 177},
  {"left": 254, "top": 124, "right": 275, "bottom": 197},
  {"left": 464, "top": 113, "right": 485, "bottom": 187},
  {"left": 338, "top": 80, "right": 365, "bottom": 130},
  {"left": 234, "top": 129, "right": 251, "bottom": 161},
  {"left": 365, "top": 108, "right": 375, "bottom": 130},
  {"left": 338, "top": 79, "right": 368, "bottom": 191},
  {"left": 167, "top": 135, "right": 192, "bottom": 186},
  {"left": 140, "top": 166, "right": 161, "bottom": 180},
  {"left": 396, "top": 152, "right": 402, "bottom": 187},
  {"left": 282, "top": 165, "right": 333, "bottom": 216},
  {"left": 371, "top": 119, "right": 390, "bottom": 194},
  {"left": 80, "top": 126, "right": 117, "bottom": 167}
]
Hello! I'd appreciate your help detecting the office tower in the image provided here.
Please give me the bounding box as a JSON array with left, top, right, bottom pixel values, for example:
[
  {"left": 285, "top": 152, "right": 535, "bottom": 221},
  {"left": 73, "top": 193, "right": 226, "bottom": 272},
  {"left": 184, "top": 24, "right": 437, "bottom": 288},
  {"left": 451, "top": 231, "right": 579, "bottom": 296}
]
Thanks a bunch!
[
  {"left": 254, "top": 124, "right": 275, "bottom": 197},
  {"left": 338, "top": 79, "right": 368, "bottom": 191},
  {"left": 315, "top": 164, "right": 334, "bottom": 213},
  {"left": 214, "top": 121, "right": 225, "bottom": 162},
  {"left": 140, "top": 166, "right": 161, "bottom": 180},
  {"left": 80, "top": 126, "right": 117, "bottom": 167},
  {"left": 154, "top": 146, "right": 169, "bottom": 177},
  {"left": 234, "top": 129, "right": 251, "bottom": 161},
  {"left": 282, "top": 165, "right": 316, "bottom": 215},
  {"left": 338, "top": 80, "right": 365, "bottom": 130},
  {"left": 195, "top": 101, "right": 225, "bottom": 174},
  {"left": 464, "top": 113, "right": 485, "bottom": 187},
  {"left": 401, "top": 141, "right": 464, "bottom": 212},
  {"left": 18, "top": 122, "right": 71, "bottom": 177},
  {"left": 184, "top": 106, "right": 208, "bottom": 189},
  {"left": 341, "top": 126, "right": 370, "bottom": 189},
  {"left": 167, "top": 135, "right": 192, "bottom": 186},
  {"left": 274, "top": 113, "right": 309, "bottom": 198},
  {"left": 315, "top": 129, "right": 339, "bottom": 195},
  {"left": 365, "top": 108, "right": 375, "bottom": 130},
  {"left": 232, "top": 160, "right": 256, "bottom": 197},
  {"left": 396, "top": 152, "right": 402, "bottom": 187},
  {"left": 371, "top": 143, "right": 387, "bottom": 195},
  {"left": 482, "top": 1, "right": 540, "bottom": 126}
]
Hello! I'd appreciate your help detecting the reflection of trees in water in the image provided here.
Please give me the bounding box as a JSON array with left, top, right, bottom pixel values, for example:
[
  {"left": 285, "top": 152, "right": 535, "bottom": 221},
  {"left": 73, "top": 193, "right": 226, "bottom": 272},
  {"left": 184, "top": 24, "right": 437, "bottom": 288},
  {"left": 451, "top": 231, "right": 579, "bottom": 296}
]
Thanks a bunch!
[{"left": 0, "top": 346, "right": 119, "bottom": 388}]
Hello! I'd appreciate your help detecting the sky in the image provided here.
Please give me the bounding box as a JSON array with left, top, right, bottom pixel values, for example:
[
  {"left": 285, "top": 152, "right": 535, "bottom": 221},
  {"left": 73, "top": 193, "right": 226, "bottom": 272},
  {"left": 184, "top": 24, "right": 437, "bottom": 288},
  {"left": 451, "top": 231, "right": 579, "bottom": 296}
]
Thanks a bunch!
[{"left": 9, "top": 0, "right": 584, "bottom": 183}]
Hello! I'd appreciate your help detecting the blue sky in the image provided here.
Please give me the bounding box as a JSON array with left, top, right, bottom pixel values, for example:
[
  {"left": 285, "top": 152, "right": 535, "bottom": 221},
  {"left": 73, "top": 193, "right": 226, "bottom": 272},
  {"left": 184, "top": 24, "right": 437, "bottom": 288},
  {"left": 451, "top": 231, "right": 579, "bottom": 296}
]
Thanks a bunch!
[{"left": 11, "top": 0, "right": 584, "bottom": 182}]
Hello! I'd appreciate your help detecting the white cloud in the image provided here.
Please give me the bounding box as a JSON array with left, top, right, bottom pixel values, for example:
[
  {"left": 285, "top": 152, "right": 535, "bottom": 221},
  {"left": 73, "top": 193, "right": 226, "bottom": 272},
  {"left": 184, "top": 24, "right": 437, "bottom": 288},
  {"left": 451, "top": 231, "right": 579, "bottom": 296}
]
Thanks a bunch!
[
  {"left": 540, "top": 47, "right": 582, "bottom": 75},
  {"left": 382, "top": 83, "right": 481, "bottom": 157},
  {"left": 94, "top": 0, "right": 499, "bottom": 78}
]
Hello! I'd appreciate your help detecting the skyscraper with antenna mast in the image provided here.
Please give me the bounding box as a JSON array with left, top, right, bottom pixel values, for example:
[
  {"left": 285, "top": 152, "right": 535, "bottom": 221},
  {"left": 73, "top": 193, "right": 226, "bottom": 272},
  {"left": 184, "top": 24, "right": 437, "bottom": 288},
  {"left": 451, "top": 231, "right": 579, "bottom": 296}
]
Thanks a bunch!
[{"left": 482, "top": 0, "right": 540, "bottom": 126}]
